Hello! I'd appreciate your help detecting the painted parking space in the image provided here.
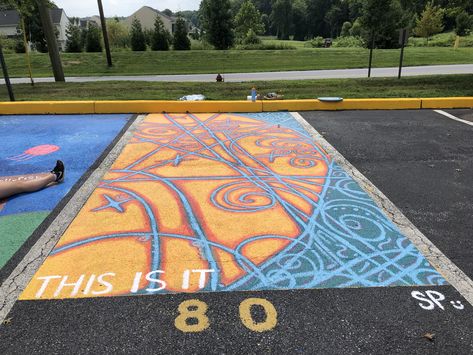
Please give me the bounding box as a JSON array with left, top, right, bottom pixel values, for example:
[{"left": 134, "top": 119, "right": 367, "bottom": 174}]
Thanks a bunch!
[
  {"left": 1, "top": 110, "right": 472, "bottom": 353},
  {"left": 0, "top": 114, "right": 131, "bottom": 274},
  {"left": 19, "top": 112, "right": 445, "bottom": 300}
]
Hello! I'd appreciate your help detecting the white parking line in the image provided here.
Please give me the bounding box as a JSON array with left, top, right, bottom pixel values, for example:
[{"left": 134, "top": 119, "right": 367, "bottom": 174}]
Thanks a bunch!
[
  {"left": 291, "top": 112, "right": 473, "bottom": 306},
  {"left": 434, "top": 110, "right": 473, "bottom": 127}
]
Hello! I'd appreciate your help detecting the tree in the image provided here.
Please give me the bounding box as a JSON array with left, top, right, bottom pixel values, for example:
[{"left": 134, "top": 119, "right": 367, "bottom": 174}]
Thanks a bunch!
[
  {"left": 65, "top": 20, "right": 82, "bottom": 52},
  {"left": 151, "top": 15, "right": 170, "bottom": 51},
  {"left": 455, "top": 12, "right": 472, "bottom": 36},
  {"left": 306, "top": 0, "right": 332, "bottom": 38},
  {"left": 271, "top": 0, "right": 293, "bottom": 40},
  {"left": 200, "top": 0, "right": 235, "bottom": 49},
  {"left": 234, "top": 0, "right": 264, "bottom": 41},
  {"left": 359, "top": 0, "right": 405, "bottom": 48},
  {"left": 130, "top": 18, "right": 146, "bottom": 51},
  {"left": 85, "top": 22, "right": 102, "bottom": 52},
  {"left": 325, "top": 3, "right": 346, "bottom": 37},
  {"left": 107, "top": 19, "right": 129, "bottom": 48},
  {"left": 173, "top": 16, "right": 191, "bottom": 50},
  {"left": 414, "top": 2, "right": 444, "bottom": 42},
  {"left": 292, "top": 0, "right": 308, "bottom": 41}
]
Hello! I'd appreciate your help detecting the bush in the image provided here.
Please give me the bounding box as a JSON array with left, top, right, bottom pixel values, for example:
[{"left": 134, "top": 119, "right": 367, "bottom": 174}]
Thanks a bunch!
[
  {"left": 350, "top": 19, "right": 362, "bottom": 37},
  {"left": 235, "top": 43, "right": 296, "bottom": 50},
  {"left": 242, "top": 29, "right": 261, "bottom": 45},
  {"left": 190, "top": 40, "right": 214, "bottom": 50},
  {"left": 14, "top": 37, "right": 26, "bottom": 53},
  {"left": 0, "top": 37, "right": 16, "bottom": 53},
  {"left": 407, "top": 32, "right": 473, "bottom": 47},
  {"left": 333, "top": 36, "right": 365, "bottom": 48},
  {"left": 340, "top": 22, "right": 352, "bottom": 37},
  {"left": 307, "top": 36, "right": 325, "bottom": 48}
]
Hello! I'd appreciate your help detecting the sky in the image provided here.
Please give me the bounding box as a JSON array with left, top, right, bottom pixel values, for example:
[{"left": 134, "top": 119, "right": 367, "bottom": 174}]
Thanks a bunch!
[{"left": 53, "top": 0, "right": 201, "bottom": 18}]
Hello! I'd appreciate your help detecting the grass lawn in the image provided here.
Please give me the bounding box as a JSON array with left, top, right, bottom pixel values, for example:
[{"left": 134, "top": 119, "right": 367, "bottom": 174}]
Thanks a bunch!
[
  {"left": 3, "top": 74, "right": 472, "bottom": 101},
  {"left": 3, "top": 47, "right": 473, "bottom": 78}
]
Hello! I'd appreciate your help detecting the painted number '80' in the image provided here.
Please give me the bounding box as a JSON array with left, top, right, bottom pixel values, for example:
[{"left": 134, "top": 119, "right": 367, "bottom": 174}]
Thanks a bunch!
[{"left": 174, "top": 298, "right": 278, "bottom": 333}]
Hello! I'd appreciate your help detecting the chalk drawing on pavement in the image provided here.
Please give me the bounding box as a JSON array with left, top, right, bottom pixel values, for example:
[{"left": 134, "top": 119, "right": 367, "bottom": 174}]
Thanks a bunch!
[{"left": 21, "top": 113, "right": 446, "bottom": 300}]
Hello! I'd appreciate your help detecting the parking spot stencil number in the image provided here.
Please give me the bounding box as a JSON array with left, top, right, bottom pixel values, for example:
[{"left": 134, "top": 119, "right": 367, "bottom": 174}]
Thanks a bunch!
[
  {"left": 174, "top": 299, "right": 210, "bottom": 333},
  {"left": 239, "top": 298, "right": 278, "bottom": 332},
  {"left": 175, "top": 298, "right": 278, "bottom": 333}
]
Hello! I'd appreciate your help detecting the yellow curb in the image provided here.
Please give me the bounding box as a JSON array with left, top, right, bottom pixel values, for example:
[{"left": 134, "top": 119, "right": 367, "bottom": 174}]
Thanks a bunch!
[
  {"left": 421, "top": 97, "right": 473, "bottom": 109},
  {"left": 94, "top": 100, "right": 262, "bottom": 114},
  {"left": 0, "top": 101, "right": 95, "bottom": 114},
  {"left": 263, "top": 98, "right": 422, "bottom": 111},
  {"left": 0, "top": 98, "right": 471, "bottom": 115}
]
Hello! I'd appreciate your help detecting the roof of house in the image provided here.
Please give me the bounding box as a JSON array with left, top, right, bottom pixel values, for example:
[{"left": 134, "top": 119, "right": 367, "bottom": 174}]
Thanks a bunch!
[
  {"left": 134, "top": 6, "right": 176, "bottom": 22},
  {"left": 0, "top": 8, "right": 66, "bottom": 26}
]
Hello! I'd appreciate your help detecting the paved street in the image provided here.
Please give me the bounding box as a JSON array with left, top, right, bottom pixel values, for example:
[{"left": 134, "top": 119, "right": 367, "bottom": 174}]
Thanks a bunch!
[
  {"left": 0, "top": 109, "right": 472, "bottom": 353},
  {"left": 2, "top": 64, "right": 473, "bottom": 84}
]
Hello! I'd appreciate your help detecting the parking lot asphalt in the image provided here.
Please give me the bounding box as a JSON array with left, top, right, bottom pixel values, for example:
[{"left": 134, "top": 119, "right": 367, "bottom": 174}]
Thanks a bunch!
[{"left": 0, "top": 110, "right": 472, "bottom": 354}]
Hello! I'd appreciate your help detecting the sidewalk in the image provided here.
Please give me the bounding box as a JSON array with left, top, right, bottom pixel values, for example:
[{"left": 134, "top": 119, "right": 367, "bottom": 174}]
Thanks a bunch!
[{"left": 2, "top": 64, "right": 472, "bottom": 84}]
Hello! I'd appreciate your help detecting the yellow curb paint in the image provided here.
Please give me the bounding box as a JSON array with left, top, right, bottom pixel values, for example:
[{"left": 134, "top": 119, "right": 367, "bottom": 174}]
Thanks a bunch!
[
  {"left": 0, "top": 101, "right": 95, "bottom": 115},
  {"left": 342, "top": 98, "right": 422, "bottom": 110},
  {"left": 421, "top": 97, "right": 473, "bottom": 109},
  {"left": 0, "top": 97, "right": 471, "bottom": 115},
  {"left": 94, "top": 100, "right": 263, "bottom": 114}
]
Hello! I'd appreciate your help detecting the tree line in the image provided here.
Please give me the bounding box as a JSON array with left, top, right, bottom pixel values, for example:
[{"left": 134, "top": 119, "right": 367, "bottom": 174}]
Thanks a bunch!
[
  {"left": 199, "top": 0, "right": 473, "bottom": 49},
  {"left": 64, "top": 15, "right": 191, "bottom": 53}
]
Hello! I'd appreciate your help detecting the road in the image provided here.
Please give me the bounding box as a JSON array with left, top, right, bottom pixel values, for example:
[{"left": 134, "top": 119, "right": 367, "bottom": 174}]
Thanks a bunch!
[{"left": 2, "top": 64, "right": 472, "bottom": 84}]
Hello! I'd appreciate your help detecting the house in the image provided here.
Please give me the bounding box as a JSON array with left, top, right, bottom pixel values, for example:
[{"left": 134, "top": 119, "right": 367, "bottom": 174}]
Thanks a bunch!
[
  {"left": 122, "top": 6, "right": 176, "bottom": 34},
  {"left": 0, "top": 8, "right": 70, "bottom": 50}
]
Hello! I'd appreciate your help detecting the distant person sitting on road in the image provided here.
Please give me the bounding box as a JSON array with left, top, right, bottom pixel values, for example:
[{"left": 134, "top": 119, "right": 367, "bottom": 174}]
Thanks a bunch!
[{"left": 0, "top": 161, "right": 65, "bottom": 200}]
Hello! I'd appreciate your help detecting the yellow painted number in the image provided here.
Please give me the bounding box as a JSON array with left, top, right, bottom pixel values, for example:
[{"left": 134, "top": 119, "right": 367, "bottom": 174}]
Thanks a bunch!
[
  {"left": 174, "top": 299, "right": 210, "bottom": 333},
  {"left": 239, "top": 298, "right": 278, "bottom": 332}
]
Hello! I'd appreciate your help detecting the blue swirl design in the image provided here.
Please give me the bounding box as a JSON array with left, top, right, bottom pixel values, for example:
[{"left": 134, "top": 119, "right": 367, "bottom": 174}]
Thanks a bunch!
[{"left": 52, "top": 112, "right": 446, "bottom": 293}]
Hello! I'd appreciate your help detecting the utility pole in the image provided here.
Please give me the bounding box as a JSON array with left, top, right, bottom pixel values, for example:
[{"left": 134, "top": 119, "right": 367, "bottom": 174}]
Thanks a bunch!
[
  {"left": 97, "top": 0, "right": 113, "bottom": 67},
  {"left": 36, "top": 0, "right": 65, "bottom": 82},
  {"left": 0, "top": 43, "right": 15, "bottom": 101}
]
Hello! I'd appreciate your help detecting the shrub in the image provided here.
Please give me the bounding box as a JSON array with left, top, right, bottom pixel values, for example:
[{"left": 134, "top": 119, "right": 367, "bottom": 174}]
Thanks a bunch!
[
  {"left": 308, "top": 36, "right": 324, "bottom": 48},
  {"left": 242, "top": 29, "right": 261, "bottom": 45},
  {"left": 14, "top": 37, "right": 26, "bottom": 53},
  {"left": 333, "top": 36, "right": 365, "bottom": 48},
  {"left": 340, "top": 22, "right": 352, "bottom": 37},
  {"left": 190, "top": 40, "right": 214, "bottom": 50},
  {"left": 235, "top": 43, "right": 296, "bottom": 50},
  {"left": 350, "top": 19, "right": 362, "bottom": 37}
]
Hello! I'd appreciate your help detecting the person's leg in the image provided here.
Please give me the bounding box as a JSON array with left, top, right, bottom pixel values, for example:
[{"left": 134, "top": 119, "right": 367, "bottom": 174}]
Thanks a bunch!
[{"left": 0, "top": 173, "right": 56, "bottom": 200}]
